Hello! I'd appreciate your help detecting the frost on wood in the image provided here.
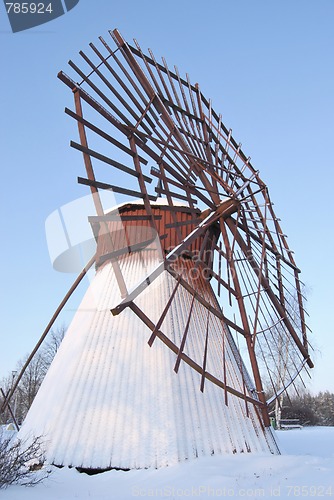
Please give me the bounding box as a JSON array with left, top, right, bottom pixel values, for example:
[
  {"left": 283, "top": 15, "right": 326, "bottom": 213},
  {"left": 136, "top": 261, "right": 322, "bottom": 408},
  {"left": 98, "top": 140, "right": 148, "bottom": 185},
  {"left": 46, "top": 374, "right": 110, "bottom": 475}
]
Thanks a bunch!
[{"left": 0, "top": 430, "right": 49, "bottom": 489}]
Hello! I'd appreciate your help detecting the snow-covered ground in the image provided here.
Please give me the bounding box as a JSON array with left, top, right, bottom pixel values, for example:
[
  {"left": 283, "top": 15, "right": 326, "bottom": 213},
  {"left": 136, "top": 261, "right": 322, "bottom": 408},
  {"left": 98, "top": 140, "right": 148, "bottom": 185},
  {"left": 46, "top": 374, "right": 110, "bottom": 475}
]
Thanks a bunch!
[{"left": 2, "top": 427, "right": 334, "bottom": 499}]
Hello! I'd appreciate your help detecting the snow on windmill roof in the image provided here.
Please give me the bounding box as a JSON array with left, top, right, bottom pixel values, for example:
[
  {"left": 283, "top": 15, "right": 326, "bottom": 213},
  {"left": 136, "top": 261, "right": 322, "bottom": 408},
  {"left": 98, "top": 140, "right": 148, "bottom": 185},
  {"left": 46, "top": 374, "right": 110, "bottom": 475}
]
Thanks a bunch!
[
  {"left": 102, "top": 196, "right": 192, "bottom": 214},
  {"left": 19, "top": 240, "right": 279, "bottom": 469}
]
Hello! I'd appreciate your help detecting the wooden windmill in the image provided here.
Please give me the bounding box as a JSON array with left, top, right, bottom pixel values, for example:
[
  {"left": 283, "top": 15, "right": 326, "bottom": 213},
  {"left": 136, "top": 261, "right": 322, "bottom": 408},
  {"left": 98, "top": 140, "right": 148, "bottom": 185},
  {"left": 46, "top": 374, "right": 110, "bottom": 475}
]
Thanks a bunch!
[{"left": 3, "top": 29, "right": 313, "bottom": 471}]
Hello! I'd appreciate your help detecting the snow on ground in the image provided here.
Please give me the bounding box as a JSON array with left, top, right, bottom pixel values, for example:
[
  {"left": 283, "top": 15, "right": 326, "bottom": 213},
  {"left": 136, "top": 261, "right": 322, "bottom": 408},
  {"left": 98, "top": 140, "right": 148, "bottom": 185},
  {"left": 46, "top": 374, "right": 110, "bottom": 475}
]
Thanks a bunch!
[{"left": 1, "top": 427, "right": 334, "bottom": 499}]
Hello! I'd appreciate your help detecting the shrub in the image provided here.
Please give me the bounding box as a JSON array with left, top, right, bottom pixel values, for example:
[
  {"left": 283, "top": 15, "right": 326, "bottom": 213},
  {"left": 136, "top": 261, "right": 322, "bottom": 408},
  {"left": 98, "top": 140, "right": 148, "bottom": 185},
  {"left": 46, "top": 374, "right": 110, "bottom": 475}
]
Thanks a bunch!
[{"left": 0, "top": 430, "right": 50, "bottom": 489}]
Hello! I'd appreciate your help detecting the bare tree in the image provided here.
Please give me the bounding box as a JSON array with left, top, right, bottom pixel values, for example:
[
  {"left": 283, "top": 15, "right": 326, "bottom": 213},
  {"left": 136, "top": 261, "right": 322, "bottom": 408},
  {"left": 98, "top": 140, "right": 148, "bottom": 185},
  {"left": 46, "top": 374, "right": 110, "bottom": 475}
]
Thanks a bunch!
[
  {"left": 15, "top": 354, "right": 47, "bottom": 424},
  {"left": 42, "top": 325, "right": 66, "bottom": 368},
  {"left": 259, "top": 289, "right": 309, "bottom": 428},
  {"left": 1, "top": 326, "right": 67, "bottom": 426}
]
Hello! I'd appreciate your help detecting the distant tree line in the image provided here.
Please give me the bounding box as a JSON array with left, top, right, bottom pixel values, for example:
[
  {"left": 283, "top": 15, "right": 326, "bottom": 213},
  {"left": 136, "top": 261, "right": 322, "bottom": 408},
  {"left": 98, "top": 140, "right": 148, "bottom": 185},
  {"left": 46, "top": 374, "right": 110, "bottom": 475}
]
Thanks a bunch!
[
  {"left": 0, "top": 326, "right": 66, "bottom": 427},
  {"left": 270, "top": 390, "right": 334, "bottom": 427}
]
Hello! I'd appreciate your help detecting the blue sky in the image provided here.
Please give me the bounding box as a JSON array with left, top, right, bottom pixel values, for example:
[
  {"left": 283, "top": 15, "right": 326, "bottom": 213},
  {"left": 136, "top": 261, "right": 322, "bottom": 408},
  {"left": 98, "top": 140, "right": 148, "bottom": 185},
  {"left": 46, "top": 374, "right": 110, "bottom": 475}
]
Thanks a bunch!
[{"left": 0, "top": 0, "right": 333, "bottom": 394}]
